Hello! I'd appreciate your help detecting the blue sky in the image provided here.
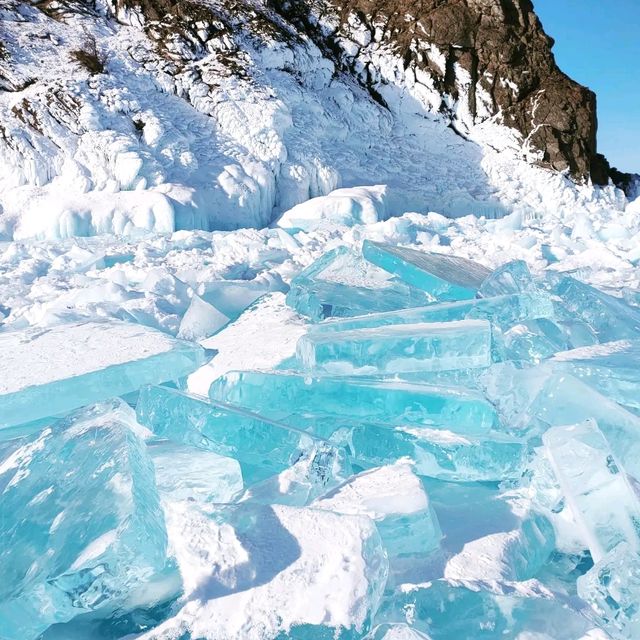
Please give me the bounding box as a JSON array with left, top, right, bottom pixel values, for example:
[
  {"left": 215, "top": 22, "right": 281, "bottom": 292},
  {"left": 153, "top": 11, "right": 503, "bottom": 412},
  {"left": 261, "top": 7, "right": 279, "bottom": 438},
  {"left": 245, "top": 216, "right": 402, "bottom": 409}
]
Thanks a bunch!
[{"left": 533, "top": 0, "right": 640, "bottom": 172}]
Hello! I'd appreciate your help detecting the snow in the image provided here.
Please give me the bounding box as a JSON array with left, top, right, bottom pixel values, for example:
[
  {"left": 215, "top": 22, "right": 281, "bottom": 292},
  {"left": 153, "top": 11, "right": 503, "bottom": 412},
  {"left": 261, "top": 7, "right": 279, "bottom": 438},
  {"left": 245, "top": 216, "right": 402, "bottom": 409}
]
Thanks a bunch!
[
  {"left": 140, "top": 502, "right": 387, "bottom": 639},
  {"left": 277, "top": 185, "right": 389, "bottom": 232},
  {"left": 312, "top": 462, "right": 429, "bottom": 520},
  {"left": 0, "top": 320, "right": 176, "bottom": 395}
]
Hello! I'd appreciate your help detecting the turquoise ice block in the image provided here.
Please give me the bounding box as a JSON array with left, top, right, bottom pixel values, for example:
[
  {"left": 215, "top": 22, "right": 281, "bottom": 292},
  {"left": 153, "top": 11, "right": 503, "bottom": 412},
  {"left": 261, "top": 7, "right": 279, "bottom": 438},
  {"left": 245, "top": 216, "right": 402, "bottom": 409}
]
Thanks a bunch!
[
  {"left": 543, "top": 419, "right": 640, "bottom": 562},
  {"left": 136, "top": 385, "right": 345, "bottom": 483},
  {"left": 552, "top": 275, "right": 640, "bottom": 341},
  {"left": 376, "top": 581, "right": 600, "bottom": 639},
  {"left": 508, "top": 370, "right": 640, "bottom": 481},
  {"left": 286, "top": 246, "right": 431, "bottom": 321},
  {"left": 296, "top": 319, "right": 493, "bottom": 375},
  {"left": 312, "top": 464, "right": 442, "bottom": 561},
  {"left": 209, "top": 371, "right": 498, "bottom": 435},
  {"left": 577, "top": 541, "right": 640, "bottom": 639},
  {"left": 148, "top": 440, "right": 244, "bottom": 504},
  {"left": 550, "top": 339, "right": 640, "bottom": 412},
  {"left": 239, "top": 441, "right": 353, "bottom": 507},
  {"left": 0, "top": 400, "right": 172, "bottom": 640},
  {"left": 502, "top": 317, "right": 574, "bottom": 363},
  {"left": 362, "top": 240, "right": 491, "bottom": 300},
  {"left": 478, "top": 259, "right": 537, "bottom": 297},
  {"left": 310, "top": 292, "right": 555, "bottom": 334},
  {"left": 345, "top": 423, "right": 527, "bottom": 482},
  {"left": 0, "top": 320, "right": 205, "bottom": 431}
]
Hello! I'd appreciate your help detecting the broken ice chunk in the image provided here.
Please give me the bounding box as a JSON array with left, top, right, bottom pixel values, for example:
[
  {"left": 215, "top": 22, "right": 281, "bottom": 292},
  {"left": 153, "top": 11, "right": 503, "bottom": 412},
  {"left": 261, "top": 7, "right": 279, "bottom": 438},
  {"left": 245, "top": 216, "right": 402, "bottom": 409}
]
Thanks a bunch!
[
  {"left": 347, "top": 424, "right": 526, "bottom": 482},
  {"left": 365, "top": 624, "right": 433, "bottom": 639},
  {"left": 551, "top": 339, "right": 640, "bottom": 413},
  {"left": 313, "top": 463, "right": 442, "bottom": 561},
  {"left": 0, "top": 320, "right": 205, "bottom": 431},
  {"left": 517, "top": 372, "right": 640, "bottom": 483},
  {"left": 197, "top": 274, "right": 287, "bottom": 321},
  {"left": 362, "top": 240, "right": 491, "bottom": 300},
  {"left": 503, "top": 318, "right": 573, "bottom": 363},
  {"left": 209, "top": 371, "right": 498, "bottom": 435},
  {"left": 552, "top": 276, "right": 640, "bottom": 342},
  {"left": 176, "top": 294, "right": 230, "bottom": 341},
  {"left": 240, "top": 444, "right": 353, "bottom": 506},
  {"left": 310, "top": 292, "right": 555, "bottom": 334},
  {"left": 286, "top": 246, "right": 431, "bottom": 321},
  {"left": 577, "top": 541, "right": 640, "bottom": 638},
  {"left": 542, "top": 419, "right": 640, "bottom": 562},
  {"left": 377, "top": 581, "right": 602, "bottom": 639},
  {"left": 148, "top": 440, "right": 243, "bottom": 505},
  {"left": 443, "top": 514, "right": 555, "bottom": 582},
  {"left": 296, "top": 319, "right": 493, "bottom": 375},
  {"left": 136, "top": 385, "right": 345, "bottom": 483},
  {"left": 0, "top": 401, "right": 172, "bottom": 640},
  {"left": 478, "top": 259, "right": 537, "bottom": 297},
  {"left": 137, "top": 503, "right": 388, "bottom": 640}
]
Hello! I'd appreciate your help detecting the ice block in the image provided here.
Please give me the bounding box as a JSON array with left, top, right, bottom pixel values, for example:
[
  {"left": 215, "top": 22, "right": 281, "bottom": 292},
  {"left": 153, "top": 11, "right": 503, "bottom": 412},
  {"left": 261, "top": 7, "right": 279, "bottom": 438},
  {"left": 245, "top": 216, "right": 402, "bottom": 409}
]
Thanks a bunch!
[
  {"left": 286, "top": 246, "right": 431, "bottom": 321},
  {"left": 362, "top": 240, "right": 491, "bottom": 300},
  {"left": 209, "top": 371, "right": 499, "bottom": 435},
  {"left": 0, "top": 401, "right": 171, "bottom": 640},
  {"left": 0, "top": 320, "right": 205, "bottom": 431},
  {"left": 136, "top": 384, "right": 345, "bottom": 483},
  {"left": 296, "top": 319, "right": 493, "bottom": 375}
]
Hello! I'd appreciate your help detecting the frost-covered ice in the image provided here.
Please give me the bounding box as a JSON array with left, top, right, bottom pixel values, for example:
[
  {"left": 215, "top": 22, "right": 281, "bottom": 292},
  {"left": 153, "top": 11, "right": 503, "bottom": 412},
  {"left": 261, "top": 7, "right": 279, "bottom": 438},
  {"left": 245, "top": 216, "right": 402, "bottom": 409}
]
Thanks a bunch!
[{"left": 139, "top": 503, "right": 388, "bottom": 640}]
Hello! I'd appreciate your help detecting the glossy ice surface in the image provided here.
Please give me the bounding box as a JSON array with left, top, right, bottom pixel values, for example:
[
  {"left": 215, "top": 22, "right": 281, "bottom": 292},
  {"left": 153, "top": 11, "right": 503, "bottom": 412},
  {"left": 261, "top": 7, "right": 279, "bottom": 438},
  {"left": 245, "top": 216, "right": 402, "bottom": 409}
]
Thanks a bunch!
[
  {"left": 0, "top": 320, "right": 205, "bottom": 431},
  {"left": 209, "top": 370, "right": 498, "bottom": 435},
  {"left": 0, "top": 401, "right": 171, "bottom": 640},
  {"left": 287, "top": 246, "right": 431, "bottom": 321},
  {"left": 296, "top": 319, "right": 492, "bottom": 375},
  {"left": 543, "top": 419, "right": 640, "bottom": 562},
  {"left": 362, "top": 240, "right": 491, "bottom": 300}
]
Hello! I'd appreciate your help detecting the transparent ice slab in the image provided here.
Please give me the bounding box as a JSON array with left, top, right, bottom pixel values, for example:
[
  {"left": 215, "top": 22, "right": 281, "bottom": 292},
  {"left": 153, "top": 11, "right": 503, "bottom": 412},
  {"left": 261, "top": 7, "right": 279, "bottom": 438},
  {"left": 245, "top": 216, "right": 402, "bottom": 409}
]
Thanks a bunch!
[
  {"left": 344, "top": 423, "right": 527, "bottom": 482},
  {"left": 0, "top": 400, "right": 172, "bottom": 640},
  {"left": 240, "top": 444, "right": 353, "bottom": 507},
  {"left": 209, "top": 371, "right": 498, "bottom": 435},
  {"left": 362, "top": 240, "right": 491, "bottom": 301},
  {"left": 552, "top": 275, "right": 640, "bottom": 342},
  {"left": 0, "top": 320, "right": 205, "bottom": 431},
  {"left": 543, "top": 419, "right": 640, "bottom": 562},
  {"left": 309, "top": 292, "right": 555, "bottom": 334},
  {"left": 136, "top": 385, "right": 346, "bottom": 484},
  {"left": 478, "top": 259, "right": 537, "bottom": 297},
  {"left": 442, "top": 513, "right": 555, "bottom": 583},
  {"left": 313, "top": 463, "right": 442, "bottom": 560},
  {"left": 502, "top": 317, "right": 575, "bottom": 363},
  {"left": 376, "top": 581, "right": 602, "bottom": 639},
  {"left": 551, "top": 339, "right": 640, "bottom": 413},
  {"left": 296, "top": 320, "right": 493, "bottom": 375},
  {"left": 506, "top": 369, "right": 640, "bottom": 480},
  {"left": 577, "top": 541, "right": 640, "bottom": 639},
  {"left": 286, "top": 246, "right": 431, "bottom": 321},
  {"left": 148, "top": 440, "right": 244, "bottom": 505}
]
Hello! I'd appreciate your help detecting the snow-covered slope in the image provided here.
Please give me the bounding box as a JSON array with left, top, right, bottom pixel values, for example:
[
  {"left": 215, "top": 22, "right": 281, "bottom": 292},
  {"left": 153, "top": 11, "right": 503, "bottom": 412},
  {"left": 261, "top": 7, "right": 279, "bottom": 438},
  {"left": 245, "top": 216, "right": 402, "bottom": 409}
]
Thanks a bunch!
[{"left": 0, "top": 0, "right": 631, "bottom": 240}]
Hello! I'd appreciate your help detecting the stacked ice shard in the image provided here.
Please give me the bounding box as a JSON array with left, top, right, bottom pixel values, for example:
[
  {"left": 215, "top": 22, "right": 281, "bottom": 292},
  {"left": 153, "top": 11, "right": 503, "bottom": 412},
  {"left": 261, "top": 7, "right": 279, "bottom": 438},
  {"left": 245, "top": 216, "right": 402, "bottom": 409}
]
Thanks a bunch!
[{"left": 5, "top": 241, "right": 640, "bottom": 639}]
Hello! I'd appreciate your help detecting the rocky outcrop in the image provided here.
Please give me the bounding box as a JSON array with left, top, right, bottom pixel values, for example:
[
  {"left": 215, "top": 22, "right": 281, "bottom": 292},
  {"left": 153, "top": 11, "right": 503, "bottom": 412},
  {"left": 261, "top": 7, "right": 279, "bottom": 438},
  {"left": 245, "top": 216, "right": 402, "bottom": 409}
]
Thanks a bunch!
[{"left": 269, "top": 0, "right": 610, "bottom": 184}]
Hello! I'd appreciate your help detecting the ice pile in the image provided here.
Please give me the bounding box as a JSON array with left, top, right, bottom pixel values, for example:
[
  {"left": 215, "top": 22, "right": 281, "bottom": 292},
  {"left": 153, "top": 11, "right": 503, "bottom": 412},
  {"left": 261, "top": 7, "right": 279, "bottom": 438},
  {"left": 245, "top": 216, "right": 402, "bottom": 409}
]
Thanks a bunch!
[{"left": 5, "top": 239, "right": 640, "bottom": 639}]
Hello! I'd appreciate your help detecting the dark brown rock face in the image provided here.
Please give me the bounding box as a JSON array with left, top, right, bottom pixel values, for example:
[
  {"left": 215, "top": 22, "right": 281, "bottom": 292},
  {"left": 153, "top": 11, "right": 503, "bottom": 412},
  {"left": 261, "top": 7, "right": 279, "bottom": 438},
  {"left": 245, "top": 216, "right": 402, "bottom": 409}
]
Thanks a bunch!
[
  {"left": 112, "top": 0, "right": 611, "bottom": 185},
  {"left": 269, "top": 0, "right": 610, "bottom": 185}
]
